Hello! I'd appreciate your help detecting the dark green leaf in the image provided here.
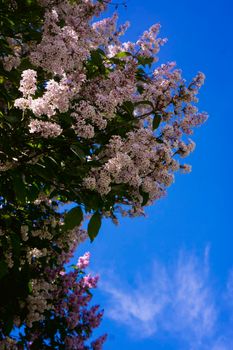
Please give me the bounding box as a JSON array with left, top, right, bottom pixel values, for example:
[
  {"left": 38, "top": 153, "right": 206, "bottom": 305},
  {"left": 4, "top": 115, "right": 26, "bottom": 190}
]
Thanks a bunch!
[
  {"left": 70, "top": 145, "right": 86, "bottom": 163},
  {"left": 139, "top": 188, "right": 150, "bottom": 206},
  {"left": 12, "top": 173, "right": 27, "bottom": 204},
  {"left": 63, "top": 206, "right": 83, "bottom": 231},
  {"left": 85, "top": 192, "right": 103, "bottom": 211},
  {"left": 152, "top": 114, "right": 162, "bottom": 130},
  {"left": 123, "top": 101, "right": 134, "bottom": 115},
  {"left": 137, "top": 55, "right": 154, "bottom": 67},
  {"left": 47, "top": 156, "right": 58, "bottom": 166},
  {"left": 33, "top": 164, "right": 51, "bottom": 180},
  {"left": 4, "top": 317, "right": 13, "bottom": 336},
  {"left": 96, "top": 48, "right": 105, "bottom": 56},
  {"left": 0, "top": 261, "right": 8, "bottom": 280},
  {"left": 88, "top": 211, "right": 102, "bottom": 242},
  {"left": 26, "top": 182, "right": 40, "bottom": 202},
  {"left": 90, "top": 50, "right": 103, "bottom": 66},
  {"left": 10, "top": 233, "right": 21, "bottom": 258},
  {"left": 137, "top": 85, "right": 144, "bottom": 94}
]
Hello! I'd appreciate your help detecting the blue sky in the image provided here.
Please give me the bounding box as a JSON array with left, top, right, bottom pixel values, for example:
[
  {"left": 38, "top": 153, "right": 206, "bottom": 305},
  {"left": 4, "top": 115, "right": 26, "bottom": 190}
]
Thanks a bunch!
[{"left": 74, "top": 0, "right": 233, "bottom": 349}]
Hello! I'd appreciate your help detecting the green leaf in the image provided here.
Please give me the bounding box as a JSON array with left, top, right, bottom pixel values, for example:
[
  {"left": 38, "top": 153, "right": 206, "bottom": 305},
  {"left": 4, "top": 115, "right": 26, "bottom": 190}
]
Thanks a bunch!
[
  {"left": 85, "top": 192, "right": 103, "bottom": 211},
  {"left": 123, "top": 101, "right": 134, "bottom": 115},
  {"left": 4, "top": 318, "right": 13, "bottom": 336},
  {"left": 0, "top": 261, "right": 8, "bottom": 280},
  {"left": 28, "top": 281, "right": 33, "bottom": 294},
  {"left": 136, "top": 68, "right": 148, "bottom": 82},
  {"left": 137, "top": 85, "right": 144, "bottom": 94},
  {"left": 152, "top": 114, "right": 162, "bottom": 130},
  {"left": 5, "top": 114, "right": 18, "bottom": 124},
  {"left": 88, "top": 211, "right": 102, "bottom": 242},
  {"left": 10, "top": 233, "right": 21, "bottom": 258},
  {"left": 26, "top": 182, "right": 40, "bottom": 202},
  {"left": 63, "top": 206, "right": 83, "bottom": 231},
  {"left": 96, "top": 48, "right": 105, "bottom": 56},
  {"left": 137, "top": 55, "right": 154, "bottom": 67},
  {"left": 70, "top": 145, "right": 86, "bottom": 163},
  {"left": 12, "top": 173, "right": 27, "bottom": 204},
  {"left": 139, "top": 188, "right": 150, "bottom": 206},
  {"left": 47, "top": 156, "right": 58, "bottom": 166},
  {"left": 90, "top": 50, "right": 104, "bottom": 66},
  {"left": 114, "top": 51, "right": 131, "bottom": 58},
  {"left": 33, "top": 164, "right": 51, "bottom": 180}
]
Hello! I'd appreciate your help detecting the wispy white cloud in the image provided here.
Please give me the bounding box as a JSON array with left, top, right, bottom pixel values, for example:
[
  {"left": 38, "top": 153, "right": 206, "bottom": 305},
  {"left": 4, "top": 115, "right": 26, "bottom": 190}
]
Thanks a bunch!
[
  {"left": 101, "top": 261, "right": 169, "bottom": 337},
  {"left": 170, "top": 249, "right": 216, "bottom": 342},
  {"left": 99, "top": 247, "right": 233, "bottom": 349}
]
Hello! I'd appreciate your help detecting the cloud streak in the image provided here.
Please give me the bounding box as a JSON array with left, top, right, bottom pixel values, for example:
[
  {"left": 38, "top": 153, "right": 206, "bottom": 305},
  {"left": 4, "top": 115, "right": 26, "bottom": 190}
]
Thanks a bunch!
[{"left": 99, "top": 247, "right": 233, "bottom": 349}]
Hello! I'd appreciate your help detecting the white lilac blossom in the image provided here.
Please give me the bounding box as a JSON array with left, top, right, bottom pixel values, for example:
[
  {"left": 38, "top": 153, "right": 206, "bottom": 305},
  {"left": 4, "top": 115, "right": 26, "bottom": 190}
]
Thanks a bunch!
[
  {"left": 12, "top": 0, "right": 207, "bottom": 212},
  {"left": 18, "top": 69, "right": 37, "bottom": 97},
  {"left": 28, "top": 119, "right": 62, "bottom": 138}
]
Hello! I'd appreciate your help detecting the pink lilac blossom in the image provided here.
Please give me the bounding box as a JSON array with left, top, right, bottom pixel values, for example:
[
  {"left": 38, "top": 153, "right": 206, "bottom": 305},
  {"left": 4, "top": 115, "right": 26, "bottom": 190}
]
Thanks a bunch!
[
  {"left": 19, "top": 250, "right": 106, "bottom": 348},
  {"left": 11, "top": 0, "right": 208, "bottom": 213},
  {"left": 77, "top": 251, "right": 91, "bottom": 269},
  {"left": 2, "top": 54, "right": 21, "bottom": 72},
  {"left": 18, "top": 69, "right": 37, "bottom": 97},
  {"left": 0, "top": 206, "right": 105, "bottom": 346},
  {"left": 28, "top": 119, "right": 62, "bottom": 138},
  {"left": 136, "top": 23, "right": 167, "bottom": 58}
]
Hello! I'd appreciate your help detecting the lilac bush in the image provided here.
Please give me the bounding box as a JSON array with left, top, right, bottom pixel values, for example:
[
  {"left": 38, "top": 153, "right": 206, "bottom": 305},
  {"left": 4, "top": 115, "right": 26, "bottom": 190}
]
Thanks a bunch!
[{"left": 0, "top": 0, "right": 207, "bottom": 347}]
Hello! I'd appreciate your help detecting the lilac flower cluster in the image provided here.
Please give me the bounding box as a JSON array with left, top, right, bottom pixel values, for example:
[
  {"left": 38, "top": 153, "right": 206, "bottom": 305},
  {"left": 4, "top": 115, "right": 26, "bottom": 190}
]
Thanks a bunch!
[
  {"left": 12, "top": 0, "right": 208, "bottom": 215},
  {"left": 23, "top": 252, "right": 106, "bottom": 349}
]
